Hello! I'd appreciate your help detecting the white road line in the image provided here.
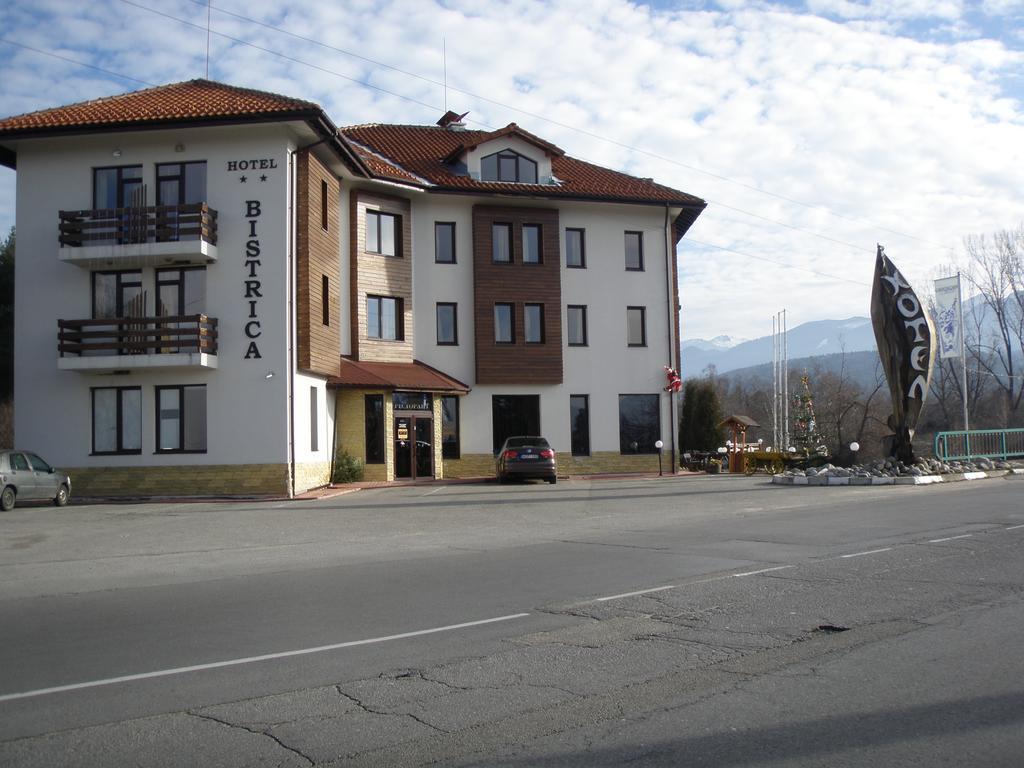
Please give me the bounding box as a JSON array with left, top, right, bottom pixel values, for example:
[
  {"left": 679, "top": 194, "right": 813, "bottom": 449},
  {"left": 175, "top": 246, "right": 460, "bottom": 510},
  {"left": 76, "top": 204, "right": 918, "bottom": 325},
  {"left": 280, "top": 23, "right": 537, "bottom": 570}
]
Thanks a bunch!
[
  {"left": 929, "top": 534, "right": 974, "bottom": 543},
  {"left": 0, "top": 613, "right": 531, "bottom": 704},
  {"left": 733, "top": 565, "right": 796, "bottom": 577},
  {"left": 1006, "top": 524, "right": 1024, "bottom": 531},
  {"left": 596, "top": 585, "right": 675, "bottom": 602},
  {"left": 840, "top": 547, "right": 893, "bottom": 559}
]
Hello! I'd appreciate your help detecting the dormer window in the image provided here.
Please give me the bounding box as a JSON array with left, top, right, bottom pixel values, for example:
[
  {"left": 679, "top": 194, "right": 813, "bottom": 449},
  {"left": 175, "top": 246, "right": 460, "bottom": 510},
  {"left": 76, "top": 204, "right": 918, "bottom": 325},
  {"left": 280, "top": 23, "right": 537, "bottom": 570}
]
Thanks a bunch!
[{"left": 480, "top": 149, "right": 538, "bottom": 184}]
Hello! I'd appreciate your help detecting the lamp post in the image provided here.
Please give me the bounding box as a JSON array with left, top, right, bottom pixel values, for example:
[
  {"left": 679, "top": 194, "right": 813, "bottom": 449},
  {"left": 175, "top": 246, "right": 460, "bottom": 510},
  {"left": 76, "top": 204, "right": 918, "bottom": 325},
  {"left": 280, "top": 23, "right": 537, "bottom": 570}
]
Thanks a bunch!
[{"left": 655, "top": 439, "right": 664, "bottom": 476}]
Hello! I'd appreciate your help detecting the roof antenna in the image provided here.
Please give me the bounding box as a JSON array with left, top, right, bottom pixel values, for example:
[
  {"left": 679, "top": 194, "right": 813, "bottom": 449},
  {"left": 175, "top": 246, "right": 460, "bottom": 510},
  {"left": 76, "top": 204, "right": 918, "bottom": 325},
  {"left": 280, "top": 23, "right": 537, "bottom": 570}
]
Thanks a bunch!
[
  {"left": 443, "top": 37, "right": 448, "bottom": 113},
  {"left": 205, "top": 0, "right": 212, "bottom": 79}
]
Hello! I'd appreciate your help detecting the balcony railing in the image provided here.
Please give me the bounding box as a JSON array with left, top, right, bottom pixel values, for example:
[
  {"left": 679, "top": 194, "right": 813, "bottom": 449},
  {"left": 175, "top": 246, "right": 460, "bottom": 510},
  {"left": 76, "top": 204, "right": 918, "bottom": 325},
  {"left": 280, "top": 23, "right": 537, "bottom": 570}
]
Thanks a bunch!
[
  {"left": 58, "top": 315, "right": 218, "bottom": 357},
  {"left": 58, "top": 203, "right": 218, "bottom": 247}
]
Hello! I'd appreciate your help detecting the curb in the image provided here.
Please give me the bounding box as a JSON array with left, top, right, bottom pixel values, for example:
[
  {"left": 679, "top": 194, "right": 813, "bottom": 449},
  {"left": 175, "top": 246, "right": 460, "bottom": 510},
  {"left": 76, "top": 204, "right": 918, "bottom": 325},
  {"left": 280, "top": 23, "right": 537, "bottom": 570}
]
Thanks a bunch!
[{"left": 772, "top": 467, "right": 1023, "bottom": 487}]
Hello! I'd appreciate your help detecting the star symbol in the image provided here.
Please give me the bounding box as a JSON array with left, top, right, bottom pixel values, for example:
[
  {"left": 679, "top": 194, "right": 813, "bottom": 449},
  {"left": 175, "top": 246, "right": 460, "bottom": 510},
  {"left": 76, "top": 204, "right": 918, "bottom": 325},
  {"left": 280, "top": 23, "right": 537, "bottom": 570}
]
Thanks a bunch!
[
  {"left": 259, "top": 174, "right": 267, "bottom": 182},
  {"left": 239, "top": 175, "right": 247, "bottom": 183}
]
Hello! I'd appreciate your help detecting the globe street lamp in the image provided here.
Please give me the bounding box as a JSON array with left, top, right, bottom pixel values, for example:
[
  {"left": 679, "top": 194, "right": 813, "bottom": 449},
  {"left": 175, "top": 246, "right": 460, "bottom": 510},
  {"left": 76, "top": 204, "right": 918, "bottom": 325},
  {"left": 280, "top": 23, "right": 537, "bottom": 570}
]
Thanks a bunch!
[{"left": 655, "top": 439, "right": 664, "bottom": 476}]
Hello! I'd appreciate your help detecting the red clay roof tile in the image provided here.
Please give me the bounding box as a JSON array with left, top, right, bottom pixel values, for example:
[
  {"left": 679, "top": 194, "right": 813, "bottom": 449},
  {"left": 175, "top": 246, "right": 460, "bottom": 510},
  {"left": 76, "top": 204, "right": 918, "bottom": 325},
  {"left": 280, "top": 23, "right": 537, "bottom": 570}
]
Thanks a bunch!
[{"left": 328, "top": 358, "right": 470, "bottom": 392}]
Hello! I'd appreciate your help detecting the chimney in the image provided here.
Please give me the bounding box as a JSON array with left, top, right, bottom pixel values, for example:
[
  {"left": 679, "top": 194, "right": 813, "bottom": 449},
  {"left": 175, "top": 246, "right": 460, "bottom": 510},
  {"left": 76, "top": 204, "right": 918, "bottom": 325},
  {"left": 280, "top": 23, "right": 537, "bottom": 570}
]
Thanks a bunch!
[{"left": 437, "top": 110, "right": 469, "bottom": 131}]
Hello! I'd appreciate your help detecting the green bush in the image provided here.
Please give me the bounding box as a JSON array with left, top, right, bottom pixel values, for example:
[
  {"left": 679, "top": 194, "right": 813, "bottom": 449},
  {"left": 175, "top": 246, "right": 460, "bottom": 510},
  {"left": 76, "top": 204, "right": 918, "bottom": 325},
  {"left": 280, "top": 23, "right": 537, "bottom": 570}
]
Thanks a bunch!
[{"left": 332, "top": 450, "right": 364, "bottom": 484}]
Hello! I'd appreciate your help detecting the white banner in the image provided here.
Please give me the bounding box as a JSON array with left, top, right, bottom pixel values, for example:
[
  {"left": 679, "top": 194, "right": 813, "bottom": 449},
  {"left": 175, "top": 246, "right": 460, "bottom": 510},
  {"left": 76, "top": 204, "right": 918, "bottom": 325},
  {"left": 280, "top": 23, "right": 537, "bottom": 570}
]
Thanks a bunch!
[{"left": 933, "top": 275, "right": 962, "bottom": 359}]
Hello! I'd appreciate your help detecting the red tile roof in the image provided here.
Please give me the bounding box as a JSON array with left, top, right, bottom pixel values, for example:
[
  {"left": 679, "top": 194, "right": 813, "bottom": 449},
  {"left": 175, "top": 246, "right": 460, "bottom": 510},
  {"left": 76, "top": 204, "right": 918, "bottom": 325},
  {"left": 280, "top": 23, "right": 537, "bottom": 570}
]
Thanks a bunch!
[
  {"left": 0, "top": 79, "right": 322, "bottom": 136},
  {"left": 328, "top": 358, "right": 470, "bottom": 393},
  {"left": 339, "top": 123, "right": 706, "bottom": 213}
]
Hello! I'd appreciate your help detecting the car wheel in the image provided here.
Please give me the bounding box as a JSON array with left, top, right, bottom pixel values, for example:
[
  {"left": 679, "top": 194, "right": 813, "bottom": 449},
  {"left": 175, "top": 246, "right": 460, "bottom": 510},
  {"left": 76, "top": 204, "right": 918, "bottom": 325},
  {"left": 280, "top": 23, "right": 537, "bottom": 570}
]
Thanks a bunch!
[
  {"left": 547, "top": 476, "right": 557, "bottom": 484},
  {"left": 54, "top": 484, "right": 70, "bottom": 507},
  {"left": 1, "top": 486, "right": 15, "bottom": 512}
]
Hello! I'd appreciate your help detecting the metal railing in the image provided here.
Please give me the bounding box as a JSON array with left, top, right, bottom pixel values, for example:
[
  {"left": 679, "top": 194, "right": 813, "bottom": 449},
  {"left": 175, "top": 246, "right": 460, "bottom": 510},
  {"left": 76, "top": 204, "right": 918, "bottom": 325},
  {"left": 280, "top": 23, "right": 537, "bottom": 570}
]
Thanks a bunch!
[
  {"left": 933, "top": 429, "right": 1024, "bottom": 461},
  {"left": 57, "top": 315, "right": 218, "bottom": 357},
  {"left": 58, "top": 203, "right": 218, "bottom": 247}
]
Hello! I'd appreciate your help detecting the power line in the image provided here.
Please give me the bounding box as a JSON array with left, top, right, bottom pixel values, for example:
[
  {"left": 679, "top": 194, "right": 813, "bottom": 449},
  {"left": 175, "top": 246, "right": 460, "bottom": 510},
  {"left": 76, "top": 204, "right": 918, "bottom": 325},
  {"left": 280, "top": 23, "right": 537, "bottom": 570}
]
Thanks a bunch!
[
  {"left": 176, "top": 0, "right": 952, "bottom": 253},
  {"left": 684, "top": 238, "right": 871, "bottom": 287},
  {"left": 0, "top": 38, "right": 156, "bottom": 87}
]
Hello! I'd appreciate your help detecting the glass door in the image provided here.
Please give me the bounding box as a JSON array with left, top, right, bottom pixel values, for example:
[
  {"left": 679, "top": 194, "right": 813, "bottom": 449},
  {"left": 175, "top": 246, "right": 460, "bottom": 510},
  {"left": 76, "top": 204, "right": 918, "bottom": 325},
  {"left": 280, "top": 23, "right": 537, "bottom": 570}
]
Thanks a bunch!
[
  {"left": 393, "top": 415, "right": 434, "bottom": 480},
  {"left": 415, "top": 418, "right": 434, "bottom": 479},
  {"left": 156, "top": 268, "right": 206, "bottom": 353},
  {"left": 394, "top": 416, "right": 413, "bottom": 479}
]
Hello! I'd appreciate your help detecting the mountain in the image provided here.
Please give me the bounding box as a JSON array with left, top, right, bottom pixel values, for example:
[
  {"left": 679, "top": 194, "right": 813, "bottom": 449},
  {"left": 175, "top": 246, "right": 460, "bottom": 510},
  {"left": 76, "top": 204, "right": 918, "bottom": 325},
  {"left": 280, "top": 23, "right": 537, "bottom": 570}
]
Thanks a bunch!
[
  {"left": 719, "top": 350, "right": 882, "bottom": 392},
  {"left": 680, "top": 317, "right": 875, "bottom": 378},
  {"left": 679, "top": 334, "right": 747, "bottom": 352}
]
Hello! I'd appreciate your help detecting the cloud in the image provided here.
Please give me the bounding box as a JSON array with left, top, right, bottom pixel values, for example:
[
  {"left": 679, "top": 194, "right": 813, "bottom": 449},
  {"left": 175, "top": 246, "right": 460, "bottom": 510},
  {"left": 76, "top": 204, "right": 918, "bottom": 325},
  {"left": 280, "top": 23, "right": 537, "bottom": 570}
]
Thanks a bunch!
[{"left": 0, "top": 0, "right": 1022, "bottom": 342}]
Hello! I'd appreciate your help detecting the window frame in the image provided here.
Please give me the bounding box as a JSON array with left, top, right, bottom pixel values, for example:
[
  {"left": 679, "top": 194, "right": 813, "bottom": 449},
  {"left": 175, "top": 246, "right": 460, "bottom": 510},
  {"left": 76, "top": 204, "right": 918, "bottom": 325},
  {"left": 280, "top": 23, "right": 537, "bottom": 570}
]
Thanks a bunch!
[
  {"left": 524, "top": 303, "right": 545, "bottom": 344},
  {"left": 366, "top": 295, "right": 404, "bottom": 341},
  {"left": 618, "top": 393, "right": 661, "bottom": 455},
  {"left": 492, "top": 222, "right": 513, "bottom": 264},
  {"left": 91, "top": 386, "right": 142, "bottom": 455},
  {"left": 627, "top": 305, "right": 647, "bottom": 347},
  {"left": 434, "top": 221, "right": 456, "bottom": 264},
  {"left": 364, "top": 394, "right": 385, "bottom": 464},
  {"left": 565, "top": 228, "right": 586, "bottom": 268},
  {"left": 494, "top": 302, "right": 515, "bottom": 344},
  {"left": 522, "top": 223, "right": 542, "bottom": 265},
  {"left": 154, "top": 384, "right": 207, "bottom": 454},
  {"left": 365, "top": 210, "right": 401, "bottom": 257},
  {"left": 436, "top": 302, "right": 458, "bottom": 346},
  {"left": 570, "top": 394, "right": 591, "bottom": 457},
  {"left": 310, "top": 386, "right": 319, "bottom": 452},
  {"left": 320, "top": 179, "right": 329, "bottom": 231},
  {"left": 480, "top": 149, "right": 538, "bottom": 183},
  {"left": 322, "top": 274, "right": 330, "bottom": 326},
  {"left": 567, "top": 304, "right": 588, "bottom": 347},
  {"left": 625, "top": 230, "right": 644, "bottom": 271},
  {"left": 441, "top": 395, "right": 460, "bottom": 460}
]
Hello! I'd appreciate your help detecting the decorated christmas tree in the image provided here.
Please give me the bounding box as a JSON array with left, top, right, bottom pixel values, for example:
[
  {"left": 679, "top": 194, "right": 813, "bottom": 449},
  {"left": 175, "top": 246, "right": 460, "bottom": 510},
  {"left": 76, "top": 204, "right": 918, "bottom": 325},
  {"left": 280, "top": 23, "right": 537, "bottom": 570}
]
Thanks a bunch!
[{"left": 792, "top": 373, "right": 825, "bottom": 456}]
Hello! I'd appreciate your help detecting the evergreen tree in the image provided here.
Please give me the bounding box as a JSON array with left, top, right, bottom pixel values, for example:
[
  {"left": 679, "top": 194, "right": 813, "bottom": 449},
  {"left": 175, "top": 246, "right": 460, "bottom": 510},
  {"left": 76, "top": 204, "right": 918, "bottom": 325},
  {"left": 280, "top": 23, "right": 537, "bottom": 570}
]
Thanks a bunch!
[
  {"left": 792, "top": 373, "right": 825, "bottom": 455},
  {"left": 680, "top": 379, "right": 724, "bottom": 451}
]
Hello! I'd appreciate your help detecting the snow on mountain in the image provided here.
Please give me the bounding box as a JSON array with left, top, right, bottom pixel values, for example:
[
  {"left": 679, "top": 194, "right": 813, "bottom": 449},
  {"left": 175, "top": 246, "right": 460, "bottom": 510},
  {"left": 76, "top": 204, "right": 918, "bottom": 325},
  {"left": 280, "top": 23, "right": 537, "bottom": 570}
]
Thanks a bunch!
[
  {"left": 680, "top": 317, "right": 876, "bottom": 378},
  {"left": 679, "top": 334, "right": 747, "bottom": 352}
]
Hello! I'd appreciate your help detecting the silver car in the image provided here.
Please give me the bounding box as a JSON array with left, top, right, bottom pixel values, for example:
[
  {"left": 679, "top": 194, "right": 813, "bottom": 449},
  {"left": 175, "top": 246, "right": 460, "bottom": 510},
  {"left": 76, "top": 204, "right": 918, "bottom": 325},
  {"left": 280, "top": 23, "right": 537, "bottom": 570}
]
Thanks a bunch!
[{"left": 0, "top": 450, "right": 71, "bottom": 511}]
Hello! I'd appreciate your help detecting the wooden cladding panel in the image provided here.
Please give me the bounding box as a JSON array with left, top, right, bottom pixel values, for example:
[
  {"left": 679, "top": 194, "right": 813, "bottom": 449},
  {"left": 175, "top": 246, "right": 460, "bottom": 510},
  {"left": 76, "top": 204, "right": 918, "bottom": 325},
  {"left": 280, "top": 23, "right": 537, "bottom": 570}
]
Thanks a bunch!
[
  {"left": 349, "top": 190, "right": 414, "bottom": 363},
  {"left": 296, "top": 152, "right": 342, "bottom": 376},
  {"left": 472, "top": 205, "right": 563, "bottom": 384}
]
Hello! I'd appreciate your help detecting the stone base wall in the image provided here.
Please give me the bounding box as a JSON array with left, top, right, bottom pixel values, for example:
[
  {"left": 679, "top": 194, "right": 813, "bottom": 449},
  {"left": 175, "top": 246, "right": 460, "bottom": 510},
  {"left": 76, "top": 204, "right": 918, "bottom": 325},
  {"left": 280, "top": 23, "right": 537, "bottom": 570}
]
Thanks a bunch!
[
  {"left": 294, "top": 461, "right": 332, "bottom": 493},
  {"left": 68, "top": 463, "right": 290, "bottom": 498},
  {"left": 444, "top": 451, "right": 669, "bottom": 478}
]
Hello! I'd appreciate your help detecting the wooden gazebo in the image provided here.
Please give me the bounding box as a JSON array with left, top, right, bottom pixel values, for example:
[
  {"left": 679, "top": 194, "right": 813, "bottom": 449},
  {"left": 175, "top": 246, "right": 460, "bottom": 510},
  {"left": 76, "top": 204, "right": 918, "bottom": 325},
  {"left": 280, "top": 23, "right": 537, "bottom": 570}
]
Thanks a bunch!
[{"left": 719, "top": 414, "right": 760, "bottom": 473}]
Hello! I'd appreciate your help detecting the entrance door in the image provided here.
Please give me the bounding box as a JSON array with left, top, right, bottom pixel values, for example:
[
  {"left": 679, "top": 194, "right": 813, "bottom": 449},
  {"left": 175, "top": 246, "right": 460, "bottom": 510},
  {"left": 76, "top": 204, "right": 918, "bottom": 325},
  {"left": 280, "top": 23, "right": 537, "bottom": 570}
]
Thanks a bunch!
[{"left": 394, "top": 416, "right": 434, "bottom": 480}]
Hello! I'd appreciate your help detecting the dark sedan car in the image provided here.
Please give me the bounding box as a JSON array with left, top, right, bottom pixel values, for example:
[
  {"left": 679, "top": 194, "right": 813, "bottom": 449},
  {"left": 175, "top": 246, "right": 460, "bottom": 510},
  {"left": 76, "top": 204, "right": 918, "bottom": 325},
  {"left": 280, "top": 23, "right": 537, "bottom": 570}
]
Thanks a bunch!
[
  {"left": 496, "top": 436, "right": 557, "bottom": 484},
  {"left": 0, "top": 450, "right": 72, "bottom": 511}
]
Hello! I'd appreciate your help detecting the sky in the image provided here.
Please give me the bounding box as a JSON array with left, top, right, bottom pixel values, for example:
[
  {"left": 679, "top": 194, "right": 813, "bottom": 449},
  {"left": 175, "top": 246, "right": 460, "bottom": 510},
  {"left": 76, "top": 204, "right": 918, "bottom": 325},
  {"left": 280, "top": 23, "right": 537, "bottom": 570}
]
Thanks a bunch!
[{"left": 1, "top": 0, "right": 1022, "bottom": 342}]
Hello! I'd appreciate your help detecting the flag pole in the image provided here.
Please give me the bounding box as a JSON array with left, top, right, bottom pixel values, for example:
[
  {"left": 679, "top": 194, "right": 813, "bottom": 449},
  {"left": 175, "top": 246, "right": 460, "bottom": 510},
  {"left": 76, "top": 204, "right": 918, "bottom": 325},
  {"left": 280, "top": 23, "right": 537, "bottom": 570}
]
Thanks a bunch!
[{"left": 957, "top": 273, "right": 970, "bottom": 455}]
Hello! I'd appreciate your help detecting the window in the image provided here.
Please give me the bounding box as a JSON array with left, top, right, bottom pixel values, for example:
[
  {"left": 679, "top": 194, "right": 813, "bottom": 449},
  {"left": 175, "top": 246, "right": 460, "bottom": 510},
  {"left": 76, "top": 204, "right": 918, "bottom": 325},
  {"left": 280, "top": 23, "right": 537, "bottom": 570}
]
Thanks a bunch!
[
  {"left": 525, "top": 303, "right": 545, "bottom": 343},
  {"left": 492, "top": 223, "right": 512, "bottom": 263},
  {"left": 321, "top": 179, "right": 329, "bottom": 231},
  {"left": 480, "top": 149, "right": 538, "bottom": 183},
  {"left": 94, "top": 165, "right": 143, "bottom": 208},
  {"left": 436, "top": 302, "right": 458, "bottom": 345},
  {"left": 92, "top": 387, "right": 141, "bottom": 454},
  {"left": 492, "top": 395, "right": 541, "bottom": 453},
  {"left": 523, "top": 224, "right": 542, "bottom": 264},
  {"left": 367, "top": 295, "right": 404, "bottom": 341},
  {"left": 567, "top": 305, "right": 587, "bottom": 346},
  {"left": 627, "top": 306, "right": 647, "bottom": 347},
  {"left": 156, "top": 267, "right": 206, "bottom": 353},
  {"left": 435, "top": 222, "right": 456, "bottom": 263},
  {"left": 366, "top": 210, "right": 400, "bottom": 256},
  {"left": 570, "top": 395, "right": 591, "bottom": 456},
  {"left": 156, "top": 161, "right": 206, "bottom": 206},
  {"left": 494, "top": 303, "right": 514, "bottom": 343},
  {"left": 93, "top": 270, "right": 143, "bottom": 319},
  {"left": 566, "top": 228, "right": 585, "bottom": 268},
  {"left": 441, "top": 395, "right": 460, "bottom": 459},
  {"left": 322, "top": 275, "right": 330, "bottom": 326},
  {"left": 625, "top": 231, "right": 644, "bottom": 271},
  {"left": 310, "top": 386, "right": 319, "bottom": 452},
  {"left": 619, "top": 394, "right": 660, "bottom": 454},
  {"left": 365, "top": 394, "right": 385, "bottom": 464},
  {"left": 156, "top": 385, "right": 206, "bottom": 452}
]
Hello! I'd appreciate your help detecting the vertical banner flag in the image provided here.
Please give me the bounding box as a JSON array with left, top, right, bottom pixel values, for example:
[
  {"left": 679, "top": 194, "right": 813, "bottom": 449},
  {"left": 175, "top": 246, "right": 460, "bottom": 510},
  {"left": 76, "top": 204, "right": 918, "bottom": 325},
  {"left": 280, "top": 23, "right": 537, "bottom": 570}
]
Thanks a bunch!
[{"left": 933, "top": 275, "right": 962, "bottom": 359}]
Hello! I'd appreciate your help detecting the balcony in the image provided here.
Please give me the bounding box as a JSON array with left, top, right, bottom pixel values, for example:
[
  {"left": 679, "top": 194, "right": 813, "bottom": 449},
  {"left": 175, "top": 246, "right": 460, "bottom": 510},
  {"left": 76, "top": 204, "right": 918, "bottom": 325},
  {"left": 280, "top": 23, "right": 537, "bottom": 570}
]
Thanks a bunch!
[
  {"left": 57, "top": 315, "right": 218, "bottom": 372},
  {"left": 58, "top": 204, "right": 218, "bottom": 268}
]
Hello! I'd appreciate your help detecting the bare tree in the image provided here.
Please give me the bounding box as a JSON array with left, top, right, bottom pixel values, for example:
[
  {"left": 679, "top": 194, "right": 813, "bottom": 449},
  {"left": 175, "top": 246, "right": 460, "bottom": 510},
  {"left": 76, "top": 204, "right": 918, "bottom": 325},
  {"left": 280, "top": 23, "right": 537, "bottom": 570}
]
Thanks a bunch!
[{"left": 960, "top": 226, "right": 1024, "bottom": 423}]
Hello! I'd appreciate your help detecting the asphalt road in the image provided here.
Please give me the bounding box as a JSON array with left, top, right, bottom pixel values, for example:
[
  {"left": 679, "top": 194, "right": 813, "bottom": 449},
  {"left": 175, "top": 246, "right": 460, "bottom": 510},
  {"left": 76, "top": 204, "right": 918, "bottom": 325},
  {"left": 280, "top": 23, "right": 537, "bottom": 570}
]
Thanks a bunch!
[{"left": 1, "top": 474, "right": 1022, "bottom": 766}]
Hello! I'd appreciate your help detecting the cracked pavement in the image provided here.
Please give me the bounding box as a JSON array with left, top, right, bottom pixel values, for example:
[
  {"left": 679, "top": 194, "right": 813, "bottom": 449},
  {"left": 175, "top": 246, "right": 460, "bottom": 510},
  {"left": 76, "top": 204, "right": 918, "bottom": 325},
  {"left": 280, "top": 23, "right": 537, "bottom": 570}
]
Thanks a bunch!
[{"left": 1, "top": 476, "right": 1023, "bottom": 765}]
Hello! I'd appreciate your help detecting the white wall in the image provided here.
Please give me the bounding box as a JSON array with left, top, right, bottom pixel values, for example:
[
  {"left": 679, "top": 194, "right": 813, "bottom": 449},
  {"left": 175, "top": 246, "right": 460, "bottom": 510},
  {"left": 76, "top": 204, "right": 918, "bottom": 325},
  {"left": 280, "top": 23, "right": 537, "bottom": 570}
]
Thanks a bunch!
[{"left": 13, "top": 124, "right": 297, "bottom": 467}]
